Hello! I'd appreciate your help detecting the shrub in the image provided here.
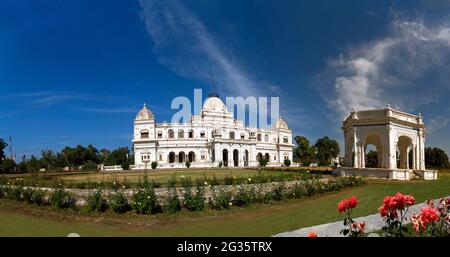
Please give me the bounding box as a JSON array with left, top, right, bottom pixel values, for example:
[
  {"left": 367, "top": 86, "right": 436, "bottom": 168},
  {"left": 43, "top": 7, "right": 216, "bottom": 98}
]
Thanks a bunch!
[
  {"left": 82, "top": 161, "right": 98, "bottom": 171},
  {"left": 284, "top": 159, "right": 291, "bottom": 167},
  {"left": 271, "top": 182, "right": 287, "bottom": 201},
  {"left": 30, "top": 189, "right": 45, "bottom": 206},
  {"left": 86, "top": 189, "right": 108, "bottom": 212},
  {"left": 167, "top": 175, "right": 177, "bottom": 188},
  {"left": 232, "top": 186, "right": 252, "bottom": 207},
  {"left": 183, "top": 185, "right": 205, "bottom": 211},
  {"left": 50, "top": 187, "right": 77, "bottom": 209},
  {"left": 291, "top": 182, "right": 307, "bottom": 199},
  {"left": 10, "top": 186, "right": 24, "bottom": 201},
  {"left": 151, "top": 161, "right": 158, "bottom": 169},
  {"left": 110, "top": 191, "right": 131, "bottom": 214},
  {"left": 132, "top": 184, "right": 162, "bottom": 215},
  {"left": 224, "top": 175, "right": 234, "bottom": 185},
  {"left": 164, "top": 187, "right": 181, "bottom": 213},
  {"left": 185, "top": 161, "right": 191, "bottom": 168},
  {"left": 181, "top": 177, "right": 192, "bottom": 188},
  {"left": 258, "top": 159, "right": 268, "bottom": 167},
  {"left": 211, "top": 188, "right": 232, "bottom": 210},
  {"left": 121, "top": 162, "right": 130, "bottom": 170},
  {"left": 218, "top": 161, "right": 223, "bottom": 168}
]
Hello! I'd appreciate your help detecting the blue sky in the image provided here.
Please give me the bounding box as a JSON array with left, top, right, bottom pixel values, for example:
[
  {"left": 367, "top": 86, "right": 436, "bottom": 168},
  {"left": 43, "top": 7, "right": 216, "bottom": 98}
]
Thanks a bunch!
[{"left": 2, "top": 0, "right": 450, "bottom": 158}]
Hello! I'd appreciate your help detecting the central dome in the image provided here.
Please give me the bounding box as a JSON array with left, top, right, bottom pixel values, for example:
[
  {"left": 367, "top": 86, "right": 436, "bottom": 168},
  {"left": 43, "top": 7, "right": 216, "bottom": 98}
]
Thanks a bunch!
[{"left": 202, "top": 95, "right": 229, "bottom": 114}]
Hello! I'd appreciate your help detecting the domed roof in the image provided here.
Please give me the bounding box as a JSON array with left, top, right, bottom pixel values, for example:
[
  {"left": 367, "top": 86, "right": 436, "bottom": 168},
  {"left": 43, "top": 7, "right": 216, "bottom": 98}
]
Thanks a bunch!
[
  {"left": 135, "top": 103, "right": 154, "bottom": 120},
  {"left": 274, "top": 116, "right": 289, "bottom": 129},
  {"left": 202, "top": 95, "right": 229, "bottom": 114}
]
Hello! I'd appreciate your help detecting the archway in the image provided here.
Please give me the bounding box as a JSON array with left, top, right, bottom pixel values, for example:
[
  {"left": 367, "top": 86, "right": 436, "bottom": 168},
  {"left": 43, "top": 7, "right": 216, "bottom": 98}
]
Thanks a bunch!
[
  {"left": 168, "top": 152, "right": 175, "bottom": 163},
  {"left": 178, "top": 151, "right": 185, "bottom": 163},
  {"left": 257, "top": 153, "right": 263, "bottom": 162},
  {"left": 265, "top": 153, "right": 270, "bottom": 162},
  {"left": 363, "top": 134, "right": 383, "bottom": 168},
  {"left": 233, "top": 149, "right": 239, "bottom": 167},
  {"left": 397, "top": 136, "right": 413, "bottom": 169},
  {"left": 222, "top": 149, "right": 228, "bottom": 167},
  {"left": 188, "top": 151, "right": 195, "bottom": 162},
  {"left": 244, "top": 150, "right": 249, "bottom": 167}
]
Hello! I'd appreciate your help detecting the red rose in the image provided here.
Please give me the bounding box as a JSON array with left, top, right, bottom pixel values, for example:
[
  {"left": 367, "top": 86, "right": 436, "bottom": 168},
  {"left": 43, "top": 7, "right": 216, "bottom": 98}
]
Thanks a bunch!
[
  {"left": 404, "top": 195, "right": 415, "bottom": 206},
  {"left": 307, "top": 231, "right": 317, "bottom": 237},
  {"left": 420, "top": 206, "right": 439, "bottom": 223},
  {"left": 348, "top": 196, "right": 358, "bottom": 209},
  {"left": 358, "top": 221, "right": 365, "bottom": 231},
  {"left": 337, "top": 199, "right": 349, "bottom": 213},
  {"left": 378, "top": 205, "right": 388, "bottom": 217}
]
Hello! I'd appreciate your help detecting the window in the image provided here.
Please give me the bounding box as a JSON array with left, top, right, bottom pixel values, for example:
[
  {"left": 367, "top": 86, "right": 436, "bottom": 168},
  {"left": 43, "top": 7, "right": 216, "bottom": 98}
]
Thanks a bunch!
[
  {"left": 141, "top": 154, "right": 150, "bottom": 161},
  {"left": 157, "top": 131, "right": 163, "bottom": 139},
  {"left": 178, "top": 130, "right": 184, "bottom": 138},
  {"left": 141, "top": 131, "right": 149, "bottom": 139},
  {"left": 200, "top": 131, "right": 205, "bottom": 138},
  {"left": 201, "top": 155, "right": 206, "bottom": 160},
  {"left": 257, "top": 134, "right": 262, "bottom": 141},
  {"left": 159, "top": 155, "right": 162, "bottom": 161},
  {"left": 188, "top": 130, "right": 193, "bottom": 138},
  {"left": 230, "top": 131, "right": 235, "bottom": 139},
  {"left": 240, "top": 134, "right": 245, "bottom": 140},
  {"left": 283, "top": 137, "right": 288, "bottom": 143},
  {"left": 168, "top": 129, "right": 174, "bottom": 139},
  {"left": 264, "top": 134, "right": 269, "bottom": 142}
]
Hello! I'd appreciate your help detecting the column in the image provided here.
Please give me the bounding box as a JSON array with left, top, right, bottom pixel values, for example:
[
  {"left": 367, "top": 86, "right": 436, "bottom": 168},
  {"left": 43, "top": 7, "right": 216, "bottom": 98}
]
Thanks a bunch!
[
  {"left": 412, "top": 146, "right": 416, "bottom": 170},
  {"left": 361, "top": 145, "right": 365, "bottom": 168},
  {"left": 353, "top": 129, "right": 359, "bottom": 168}
]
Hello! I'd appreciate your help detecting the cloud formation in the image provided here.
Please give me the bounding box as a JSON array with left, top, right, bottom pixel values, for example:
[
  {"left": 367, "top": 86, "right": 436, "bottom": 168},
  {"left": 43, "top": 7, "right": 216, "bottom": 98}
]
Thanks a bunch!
[
  {"left": 316, "top": 18, "right": 450, "bottom": 121},
  {"left": 139, "top": 0, "right": 267, "bottom": 97}
]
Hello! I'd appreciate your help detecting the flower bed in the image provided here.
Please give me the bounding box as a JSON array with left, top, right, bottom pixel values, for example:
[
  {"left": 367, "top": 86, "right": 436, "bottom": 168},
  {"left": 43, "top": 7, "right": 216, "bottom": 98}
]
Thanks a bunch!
[{"left": 0, "top": 175, "right": 362, "bottom": 215}]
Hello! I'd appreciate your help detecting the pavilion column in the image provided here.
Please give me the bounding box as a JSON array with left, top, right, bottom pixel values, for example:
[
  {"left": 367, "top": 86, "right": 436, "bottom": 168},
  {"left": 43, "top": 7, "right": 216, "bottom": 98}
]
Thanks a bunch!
[
  {"left": 360, "top": 145, "right": 365, "bottom": 168},
  {"left": 412, "top": 146, "right": 417, "bottom": 170},
  {"left": 353, "top": 130, "right": 359, "bottom": 168}
]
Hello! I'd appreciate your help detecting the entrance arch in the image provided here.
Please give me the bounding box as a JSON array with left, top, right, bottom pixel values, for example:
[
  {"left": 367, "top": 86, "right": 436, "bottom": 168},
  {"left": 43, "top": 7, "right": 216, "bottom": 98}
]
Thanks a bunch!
[
  {"left": 233, "top": 149, "right": 239, "bottom": 167},
  {"left": 363, "top": 134, "right": 383, "bottom": 168},
  {"left": 168, "top": 152, "right": 175, "bottom": 163},
  {"left": 178, "top": 151, "right": 185, "bottom": 163},
  {"left": 188, "top": 151, "right": 195, "bottom": 162},
  {"left": 397, "top": 136, "right": 413, "bottom": 169},
  {"left": 222, "top": 149, "right": 229, "bottom": 167}
]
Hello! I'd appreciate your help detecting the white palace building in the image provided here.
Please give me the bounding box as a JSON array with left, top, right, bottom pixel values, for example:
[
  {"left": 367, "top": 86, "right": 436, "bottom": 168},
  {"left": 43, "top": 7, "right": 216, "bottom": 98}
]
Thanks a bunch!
[{"left": 131, "top": 93, "right": 293, "bottom": 169}]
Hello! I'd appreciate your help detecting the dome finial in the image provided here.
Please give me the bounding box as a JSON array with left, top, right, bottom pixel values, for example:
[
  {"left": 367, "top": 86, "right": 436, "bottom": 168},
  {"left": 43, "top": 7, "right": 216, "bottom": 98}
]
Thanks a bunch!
[{"left": 143, "top": 102, "right": 147, "bottom": 108}]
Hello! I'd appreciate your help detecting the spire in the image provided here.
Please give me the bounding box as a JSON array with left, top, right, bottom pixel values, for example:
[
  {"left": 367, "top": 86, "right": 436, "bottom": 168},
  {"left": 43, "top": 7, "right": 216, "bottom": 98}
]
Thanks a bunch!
[{"left": 208, "top": 72, "right": 219, "bottom": 98}]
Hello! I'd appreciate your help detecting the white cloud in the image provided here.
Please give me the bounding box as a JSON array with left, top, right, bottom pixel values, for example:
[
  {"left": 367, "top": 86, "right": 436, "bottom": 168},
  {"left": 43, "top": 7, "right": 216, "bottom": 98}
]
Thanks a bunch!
[
  {"left": 138, "top": 0, "right": 259, "bottom": 97},
  {"left": 316, "top": 18, "right": 450, "bottom": 120}
]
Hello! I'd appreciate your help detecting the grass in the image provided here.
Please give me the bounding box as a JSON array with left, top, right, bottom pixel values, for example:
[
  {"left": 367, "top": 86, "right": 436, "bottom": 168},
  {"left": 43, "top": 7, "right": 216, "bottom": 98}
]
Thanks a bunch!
[
  {"left": 0, "top": 172, "right": 448, "bottom": 236},
  {"left": 1, "top": 168, "right": 327, "bottom": 188}
]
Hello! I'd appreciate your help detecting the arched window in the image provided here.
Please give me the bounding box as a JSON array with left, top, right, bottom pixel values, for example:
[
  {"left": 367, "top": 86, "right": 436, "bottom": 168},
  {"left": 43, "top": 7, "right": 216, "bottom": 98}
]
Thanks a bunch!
[
  {"left": 283, "top": 137, "right": 288, "bottom": 143},
  {"left": 188, "top": 129, "right": 194, "bottom": 138},
  {"left": 140, "top": 130, "right": 149, "bottom": 139},
  {"left": 157, "top": 131, "right": 163, "bottom": 139},
  {"left": 240, "top": 133, "right": 245, "bottom": 140},
  {"left": 168, "top": 129, "right": 174, "bottom": 139},
  {"left": 257, "top": 134, "right": 262, "bottom": 141},
  {"left": 230, "top": 131, "right": 235, "bottom": 140},
  {"left": 178, "top": 130, "right": 184, "bottom": 138},
  {"left": 264, "top": 134, "right": 269, "bottom": 142}
]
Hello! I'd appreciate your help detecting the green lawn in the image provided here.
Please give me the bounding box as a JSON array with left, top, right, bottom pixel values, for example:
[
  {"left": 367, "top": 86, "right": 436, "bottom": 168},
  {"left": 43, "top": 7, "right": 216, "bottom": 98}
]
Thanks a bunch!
[
  {"left": 1, "top": 168, "right": 327, "bottom": 188},
  {"left": 0, "top": 174, "right": 449, "bottom": 236}
]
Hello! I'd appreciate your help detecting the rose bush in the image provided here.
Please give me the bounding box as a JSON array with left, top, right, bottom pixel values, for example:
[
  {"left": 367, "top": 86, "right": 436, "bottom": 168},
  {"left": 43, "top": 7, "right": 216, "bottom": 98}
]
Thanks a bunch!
[{"left": 337, "top": 196, "right": 365, "bottom": 237}]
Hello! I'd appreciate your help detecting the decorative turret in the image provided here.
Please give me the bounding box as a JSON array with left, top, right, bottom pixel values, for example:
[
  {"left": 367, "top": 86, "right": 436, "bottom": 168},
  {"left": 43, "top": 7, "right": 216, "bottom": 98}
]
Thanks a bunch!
[{"left": 135, "top": 103, "right": 154, "bottom": 121}]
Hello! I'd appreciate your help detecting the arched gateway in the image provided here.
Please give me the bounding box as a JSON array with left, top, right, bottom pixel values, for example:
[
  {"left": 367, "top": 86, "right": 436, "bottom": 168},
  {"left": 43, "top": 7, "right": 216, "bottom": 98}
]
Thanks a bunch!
[{"left": 335, "top": 105, "right": 438, "bottom": 180}]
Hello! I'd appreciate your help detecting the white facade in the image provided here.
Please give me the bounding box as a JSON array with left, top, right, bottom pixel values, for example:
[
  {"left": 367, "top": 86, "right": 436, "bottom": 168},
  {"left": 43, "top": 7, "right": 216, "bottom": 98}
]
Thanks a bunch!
[
  {"left": 336, "top": 105, "right": 438, "bottom": 180},
  {"left": 132, "top": 94, "right": 293, "bottom": 169}
]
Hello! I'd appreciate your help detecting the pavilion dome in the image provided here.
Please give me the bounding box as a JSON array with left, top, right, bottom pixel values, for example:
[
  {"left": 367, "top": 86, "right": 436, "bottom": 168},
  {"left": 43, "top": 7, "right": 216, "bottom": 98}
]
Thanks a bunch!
[
  {"left": 202, "top": 95, "right": 229, "bottom": 114},
  {"left": 274, "top": 116, "right": 289, "bottom": 129},
  {"left": 135, "top": 103, "right": 154, "bottom": 120}
]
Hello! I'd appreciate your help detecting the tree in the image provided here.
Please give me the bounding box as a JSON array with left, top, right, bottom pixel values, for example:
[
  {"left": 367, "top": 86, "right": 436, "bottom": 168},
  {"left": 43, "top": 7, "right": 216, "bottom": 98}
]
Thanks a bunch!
[
  {"left": 41, "top": 149, "right": 56, "bottom": 171},
  {"left": 293, "top": 136, "right": 316, "bottom": 165},
  {"left": 0, "top": 138, "right": 8, "bottom": 161},
  {"left": 0, "top": 159, "right": 16, "bottom": 173},
  {"left": 366, "top": 150, "right": 378, "bottom": 168},
  {"left": 425, "top": 147, "right": 450, "bottom": 168},
  {"left": 315, "top": 136, "right": 340, "bottom": 166},
  {"left": 105, "top": 147, "right": 130, "bottom": 166}
]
